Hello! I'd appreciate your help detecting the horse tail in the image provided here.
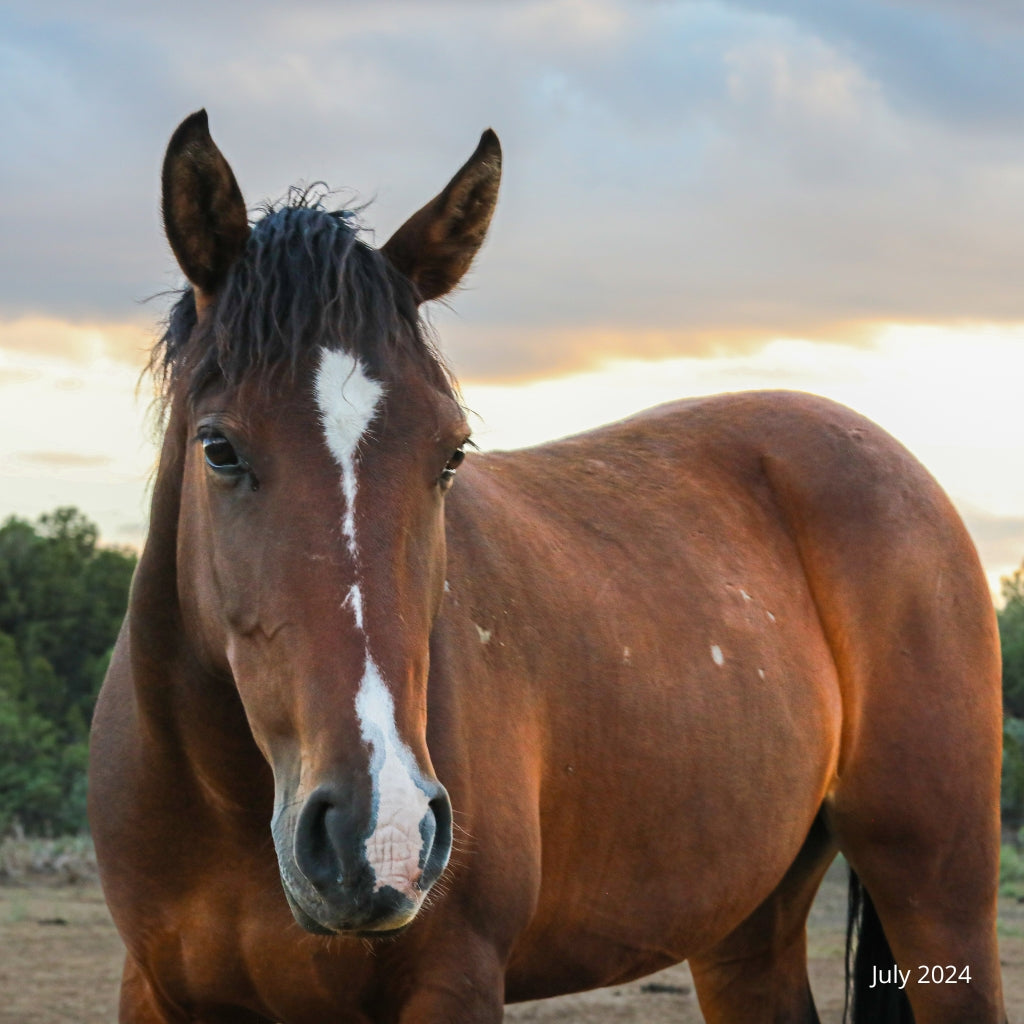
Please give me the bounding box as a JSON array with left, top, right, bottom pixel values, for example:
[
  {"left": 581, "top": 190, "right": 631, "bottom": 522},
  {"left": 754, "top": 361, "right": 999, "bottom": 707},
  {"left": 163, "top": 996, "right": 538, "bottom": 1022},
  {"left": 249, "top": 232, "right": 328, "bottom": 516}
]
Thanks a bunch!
[{"left": 844, "top": 868, "right": 915, "bottom": 1024}]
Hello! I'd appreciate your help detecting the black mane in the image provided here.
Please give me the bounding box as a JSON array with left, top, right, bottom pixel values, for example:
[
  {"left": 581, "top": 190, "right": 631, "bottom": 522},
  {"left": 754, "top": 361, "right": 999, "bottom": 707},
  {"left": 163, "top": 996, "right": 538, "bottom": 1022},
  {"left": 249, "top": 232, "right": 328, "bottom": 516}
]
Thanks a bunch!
[{"left": 154, "top": 189, "right": 455, "bottom": 403}]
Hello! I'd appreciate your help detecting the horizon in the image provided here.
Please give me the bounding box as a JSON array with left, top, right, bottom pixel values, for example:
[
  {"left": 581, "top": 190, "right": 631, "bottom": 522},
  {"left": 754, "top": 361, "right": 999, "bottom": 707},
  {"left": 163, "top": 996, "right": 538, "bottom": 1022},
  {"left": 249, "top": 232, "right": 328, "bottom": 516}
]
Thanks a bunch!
[{"left": 3, "top": 1, "right": 1023, "bottom": 597}]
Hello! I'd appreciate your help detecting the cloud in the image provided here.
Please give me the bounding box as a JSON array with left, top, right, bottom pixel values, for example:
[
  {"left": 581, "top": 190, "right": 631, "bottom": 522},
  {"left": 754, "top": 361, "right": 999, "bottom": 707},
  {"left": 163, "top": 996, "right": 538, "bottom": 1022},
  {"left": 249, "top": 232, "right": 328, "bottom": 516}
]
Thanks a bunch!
[
  {"left": 0, "top": 367, "right": 38, "bottom": 387},
  {"left": 5, "top": 1, "right": 1024, "bottom": 380},
  {"left": 0, "top": 318, "right": 153, "bottom": 366},
  {"left": 438, "top": 319, "right": 886, "bottom": 383},
  {"left": 722, "top": 0, "right": 1024, "bottom": 132},
  {"left": 16, "top": 451, "right": 113, "bottom": 469},
  {"left": 958, "top": 505, "right": 1024, "bottom": 587}
]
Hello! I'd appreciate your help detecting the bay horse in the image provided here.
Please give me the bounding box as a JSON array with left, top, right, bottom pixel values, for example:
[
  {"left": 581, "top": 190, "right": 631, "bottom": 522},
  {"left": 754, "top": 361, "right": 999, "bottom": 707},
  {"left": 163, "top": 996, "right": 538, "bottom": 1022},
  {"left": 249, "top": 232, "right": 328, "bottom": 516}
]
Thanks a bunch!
[{"left": 89, "top": 110, "right": 1006, "bottom": 1023}]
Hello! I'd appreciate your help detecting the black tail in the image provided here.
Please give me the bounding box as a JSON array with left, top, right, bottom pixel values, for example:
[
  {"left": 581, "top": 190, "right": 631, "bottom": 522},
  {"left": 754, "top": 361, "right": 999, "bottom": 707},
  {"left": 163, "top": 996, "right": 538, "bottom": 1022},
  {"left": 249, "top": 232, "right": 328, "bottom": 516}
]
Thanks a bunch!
[{"left": 844, "top": 869, "right": 915, "bottom": 1024}]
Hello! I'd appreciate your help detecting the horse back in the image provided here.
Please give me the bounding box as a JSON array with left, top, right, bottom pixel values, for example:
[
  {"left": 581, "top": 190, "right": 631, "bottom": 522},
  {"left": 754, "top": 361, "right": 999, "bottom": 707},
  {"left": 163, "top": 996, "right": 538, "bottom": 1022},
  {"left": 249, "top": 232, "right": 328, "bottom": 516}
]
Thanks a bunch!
[{"left": 458, "top": 387, "right": 999, "bottom": 771}]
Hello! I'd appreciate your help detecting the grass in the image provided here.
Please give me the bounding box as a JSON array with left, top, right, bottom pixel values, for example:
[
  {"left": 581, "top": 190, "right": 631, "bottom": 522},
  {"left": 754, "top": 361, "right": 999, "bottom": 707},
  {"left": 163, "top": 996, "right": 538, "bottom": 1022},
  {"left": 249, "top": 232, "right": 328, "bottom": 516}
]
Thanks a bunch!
[
  {"left": 3, "top": 891, "right": 28, "bottom": 923},
  {"left": 0, "top": 833, "right": 96, "bottom": 885}
]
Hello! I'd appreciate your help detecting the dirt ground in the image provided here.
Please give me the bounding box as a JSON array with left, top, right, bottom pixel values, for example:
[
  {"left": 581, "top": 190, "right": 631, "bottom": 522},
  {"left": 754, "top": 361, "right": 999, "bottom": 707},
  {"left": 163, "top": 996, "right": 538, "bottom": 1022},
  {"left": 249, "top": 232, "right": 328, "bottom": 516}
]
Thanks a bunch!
[{"left": 1, "top": 862, "right": 1021, "bottom": 1023}]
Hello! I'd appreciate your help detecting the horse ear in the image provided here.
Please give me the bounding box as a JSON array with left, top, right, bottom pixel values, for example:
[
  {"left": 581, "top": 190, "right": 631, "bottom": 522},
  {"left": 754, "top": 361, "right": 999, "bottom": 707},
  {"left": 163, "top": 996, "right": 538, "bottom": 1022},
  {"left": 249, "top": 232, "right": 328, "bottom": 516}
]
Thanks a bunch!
[
  {"left": 161, "top": 109, "right": 249, "bottom": 305},
  {"left": 382, "top": 129, "right": 501, "bottom": 302}
]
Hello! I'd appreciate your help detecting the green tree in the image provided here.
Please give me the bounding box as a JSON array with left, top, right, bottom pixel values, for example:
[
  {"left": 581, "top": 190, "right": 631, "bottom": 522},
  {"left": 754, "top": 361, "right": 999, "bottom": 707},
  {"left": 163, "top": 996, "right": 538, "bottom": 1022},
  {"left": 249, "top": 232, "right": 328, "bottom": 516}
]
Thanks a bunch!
[
  {"left": 0, "top": 509, "right": 135, "bottom": 731},
  {"left": 0, "top": 509, "right": 135, "bottom": 834},
  {"left": 0, "top": 629, "right": 24, "bottom": 702},
  {"left": 999, "top": 560, "right": 1024, "bottom": 828},
  {"left": 0, "top": 693, "right": 67, "bottom": 834},
  {"left": 1000, "top": 564, "right": 1024, "bottom": 719},
  {"left": 1004, "top": 718, "right": 1024, "bottom": 830}
]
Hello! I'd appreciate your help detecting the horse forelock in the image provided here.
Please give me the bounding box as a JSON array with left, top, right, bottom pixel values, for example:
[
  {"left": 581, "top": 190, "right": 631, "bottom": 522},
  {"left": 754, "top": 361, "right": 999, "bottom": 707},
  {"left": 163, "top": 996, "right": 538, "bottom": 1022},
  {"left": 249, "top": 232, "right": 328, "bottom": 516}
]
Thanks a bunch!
[{"left": 152, "top": 190, "right": 457, "bottom": 409}]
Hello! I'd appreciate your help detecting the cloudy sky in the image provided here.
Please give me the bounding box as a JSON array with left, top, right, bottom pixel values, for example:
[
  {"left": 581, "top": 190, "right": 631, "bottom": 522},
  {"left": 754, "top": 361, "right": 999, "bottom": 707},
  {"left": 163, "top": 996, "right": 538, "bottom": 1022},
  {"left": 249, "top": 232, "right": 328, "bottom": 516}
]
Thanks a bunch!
[{"left": 3, "top": 0, "right": 1024, "bottom": 595}]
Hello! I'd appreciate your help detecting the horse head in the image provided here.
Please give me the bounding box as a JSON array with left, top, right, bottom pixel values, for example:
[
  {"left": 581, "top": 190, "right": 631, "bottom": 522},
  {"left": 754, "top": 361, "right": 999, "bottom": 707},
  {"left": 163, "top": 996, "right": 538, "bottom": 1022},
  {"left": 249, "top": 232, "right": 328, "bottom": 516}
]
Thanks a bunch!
[{"left": 157, "top": 110, "right": 500, "bottom": 936}]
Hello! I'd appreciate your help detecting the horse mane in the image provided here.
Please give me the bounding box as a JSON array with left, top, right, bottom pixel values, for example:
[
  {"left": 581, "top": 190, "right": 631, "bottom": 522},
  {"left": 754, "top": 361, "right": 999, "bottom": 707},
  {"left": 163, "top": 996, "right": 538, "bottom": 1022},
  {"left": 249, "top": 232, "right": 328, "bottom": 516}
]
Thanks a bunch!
[{"left": 152, "top": 186, "right": 457, "bottom": 406}]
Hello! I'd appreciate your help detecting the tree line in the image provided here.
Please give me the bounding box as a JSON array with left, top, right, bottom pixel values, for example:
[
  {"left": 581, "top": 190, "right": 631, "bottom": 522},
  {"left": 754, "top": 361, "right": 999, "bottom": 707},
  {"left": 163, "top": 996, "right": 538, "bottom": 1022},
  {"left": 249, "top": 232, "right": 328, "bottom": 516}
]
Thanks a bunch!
[
  {"left": 0, "top": 508, "right": 136, "bottom": 834},
  {"left": 1, "top": 506, "right": 1023, "bottom": 835},
  {"left": 1000, "top": 566, "right": 1024, "bottom": 828}
]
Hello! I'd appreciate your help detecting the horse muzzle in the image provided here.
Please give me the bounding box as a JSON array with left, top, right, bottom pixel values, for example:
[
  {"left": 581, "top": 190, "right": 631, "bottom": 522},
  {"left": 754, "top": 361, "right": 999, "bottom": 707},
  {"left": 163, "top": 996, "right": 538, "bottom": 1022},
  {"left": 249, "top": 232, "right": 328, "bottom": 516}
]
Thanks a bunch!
[{"left": 273, "top": 778, "right": 453, "bottom": 936}]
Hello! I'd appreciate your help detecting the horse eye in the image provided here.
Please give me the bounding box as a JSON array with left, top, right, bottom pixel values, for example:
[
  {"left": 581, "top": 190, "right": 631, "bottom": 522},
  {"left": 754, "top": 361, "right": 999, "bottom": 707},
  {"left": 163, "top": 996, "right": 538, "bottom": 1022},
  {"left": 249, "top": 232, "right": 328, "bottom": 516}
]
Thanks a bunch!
[
  {"left": 440, "top": 448, "right": 465, "bottom": 489},
  {"left": 202, "top": 435, "right": 244, "bottom": 473}
]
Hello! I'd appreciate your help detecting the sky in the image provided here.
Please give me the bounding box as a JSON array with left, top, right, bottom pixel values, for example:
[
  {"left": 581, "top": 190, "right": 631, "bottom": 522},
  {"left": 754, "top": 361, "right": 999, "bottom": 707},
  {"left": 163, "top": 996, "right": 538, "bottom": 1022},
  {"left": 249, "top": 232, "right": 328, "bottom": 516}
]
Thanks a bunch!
[{"left": 2, "top": 0, "right": 1024, "bottom": 597}]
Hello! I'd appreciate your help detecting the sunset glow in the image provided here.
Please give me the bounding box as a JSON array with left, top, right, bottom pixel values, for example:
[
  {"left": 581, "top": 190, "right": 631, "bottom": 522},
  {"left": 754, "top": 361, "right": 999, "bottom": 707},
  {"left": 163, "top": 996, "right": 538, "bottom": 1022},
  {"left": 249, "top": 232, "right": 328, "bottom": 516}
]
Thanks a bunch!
[{"left": 3, "top": 1, "right": 1024, "bottom": 600}]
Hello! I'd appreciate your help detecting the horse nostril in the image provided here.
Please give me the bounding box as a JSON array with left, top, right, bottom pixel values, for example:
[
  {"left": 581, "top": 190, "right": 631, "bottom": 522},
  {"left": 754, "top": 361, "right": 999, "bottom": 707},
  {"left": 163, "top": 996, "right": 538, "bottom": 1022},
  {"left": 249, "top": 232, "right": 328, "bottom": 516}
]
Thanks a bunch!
[
  {"left": 421, "top": 789, "right": 453, "bottom": 890},
  {"left": 294, "top": 788, "right": 335, "bottom": 890},
  {"left": 293, "top": 784, "right": 367, "bottom": 893}
]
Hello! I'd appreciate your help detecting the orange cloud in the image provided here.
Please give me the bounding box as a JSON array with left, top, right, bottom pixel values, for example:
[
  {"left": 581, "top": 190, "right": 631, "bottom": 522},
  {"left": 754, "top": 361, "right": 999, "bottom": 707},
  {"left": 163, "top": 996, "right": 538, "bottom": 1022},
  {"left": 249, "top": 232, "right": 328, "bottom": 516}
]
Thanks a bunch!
[
  {"left": 15, "top": 452, "right": 114, "bottom": 469},
  {"left": 0, "top": 317, "right": 153, "bottom": 366},
  {"left": 442, "top": 318, "right": 891, "bottom": 385}
]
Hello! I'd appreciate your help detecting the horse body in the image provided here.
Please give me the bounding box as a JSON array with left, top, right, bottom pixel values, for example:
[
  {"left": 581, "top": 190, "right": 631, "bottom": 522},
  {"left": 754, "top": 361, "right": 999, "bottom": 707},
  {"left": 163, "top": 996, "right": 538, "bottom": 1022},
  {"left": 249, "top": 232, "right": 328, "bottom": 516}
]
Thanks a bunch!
[
  {"left": 448, "top": 394, "right": 846, "bottom": 996},
  {"left": 89, "top": 112, "right": 1005, "bottom": 1023}
]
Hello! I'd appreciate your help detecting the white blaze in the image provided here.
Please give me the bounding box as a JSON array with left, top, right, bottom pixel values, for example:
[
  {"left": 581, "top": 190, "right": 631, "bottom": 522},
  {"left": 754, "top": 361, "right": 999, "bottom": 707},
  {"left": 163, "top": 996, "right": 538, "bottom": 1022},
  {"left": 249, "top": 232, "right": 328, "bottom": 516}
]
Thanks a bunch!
[
  {"left": 355, "top": 660, "right": 432, "bottom": 894},
  {"left": 346, "top": 584, "right": 365, "bottom": 630},
  {"left": 313, "top": 347, "right": 431, "bottom": 897},
  {"left": 314, "top": 348, "right": 385, "bottom": 553}
]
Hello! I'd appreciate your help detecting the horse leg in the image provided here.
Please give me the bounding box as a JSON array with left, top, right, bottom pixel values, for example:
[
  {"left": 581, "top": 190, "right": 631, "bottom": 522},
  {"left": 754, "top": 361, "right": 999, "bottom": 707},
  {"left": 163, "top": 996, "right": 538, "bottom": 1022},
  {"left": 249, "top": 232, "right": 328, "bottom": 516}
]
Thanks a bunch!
[
  {"left": 119, "top": 956, "right": 273, "bottom": 1024},
  {"left": 394, "top": 984, "right": 504, "bottom": 1024},
  {"left": 688, "top": 813, "right": 835, "bottom": 1024},
  {"left": 118, "top": 956, "right": 189, "bottom": 1024},
  {"left": 367, "top": 934, "right": 507, "bottom": 1024},
  {"left": 829, "top": 679, "right": 1005, "bottom": 1023},
  {"left": 832, "top": 808, "right": 1005, "bottom": 1023}
]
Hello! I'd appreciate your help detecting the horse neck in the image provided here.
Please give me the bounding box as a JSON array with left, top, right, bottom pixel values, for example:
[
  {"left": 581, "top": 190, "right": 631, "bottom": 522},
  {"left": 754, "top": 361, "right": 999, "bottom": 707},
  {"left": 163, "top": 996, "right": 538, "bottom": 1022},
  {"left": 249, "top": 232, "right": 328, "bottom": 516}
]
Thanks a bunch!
[{"left": 129, "top": 400, "right": 187, "bottom": 706}]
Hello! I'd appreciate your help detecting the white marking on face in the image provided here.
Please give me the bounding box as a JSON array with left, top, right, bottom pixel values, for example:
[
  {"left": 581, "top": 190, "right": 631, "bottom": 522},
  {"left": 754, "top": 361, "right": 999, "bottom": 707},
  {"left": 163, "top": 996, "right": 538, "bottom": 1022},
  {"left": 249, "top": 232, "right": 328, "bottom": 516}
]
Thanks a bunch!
[
  {"left": 711, "top": 644, "right": 725, "bottom": 666},
  {"left": 346, "top": 584, "right": 365, "bottom": 631},
  {"left": 740, "top": 589, "right": 752, "bottom": 602},
  {"left": 766, "top": 611, "right": 777, "bottom": 623},
  {"left": 474, "top": 622, "right": 492, "bottom": 645},
  {"left": 313, "top": 348, "right": 385, "bottom": 554},
  {"left": 355, "top": 659, "right": 432, "bottom": 895},
  {"left": 314, "top": 349, "right": 432, "bottom": 899},
  {"left": 758, "top": 668, "right": 767, "bottom": 680}
]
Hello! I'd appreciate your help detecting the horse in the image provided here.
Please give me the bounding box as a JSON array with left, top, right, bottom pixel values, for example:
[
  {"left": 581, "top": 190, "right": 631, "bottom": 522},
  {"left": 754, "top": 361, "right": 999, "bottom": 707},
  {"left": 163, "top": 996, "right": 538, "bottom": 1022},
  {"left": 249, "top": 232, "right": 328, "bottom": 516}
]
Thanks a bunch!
[{"left": 88, "top": 110, "right": 1006, "bottom": 1023}]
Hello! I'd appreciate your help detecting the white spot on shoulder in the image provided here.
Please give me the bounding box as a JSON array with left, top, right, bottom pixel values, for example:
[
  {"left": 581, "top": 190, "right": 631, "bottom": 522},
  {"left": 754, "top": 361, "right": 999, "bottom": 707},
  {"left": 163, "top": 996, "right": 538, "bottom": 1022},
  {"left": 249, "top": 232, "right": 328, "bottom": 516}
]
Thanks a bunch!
[
  {"left": 740, "top": 589, "right": 752, "bottom": 602},
  {"left": 711, "top": 644, "right": 725, "bottom": 666},
  {"left": 313, "top": 348, "right": 385, "bottom": 554},
  {"left": 766, "top": 611, "right": 777, "bottom": 623},
  {"left": 474, "top": 623, "right": 492, "bottom": 645},
  {"left": 758, "top": 668, "right": 766, "bottom": 680},
  {"left": 622, "top": 646, "right": 632, "bottom": 665}
]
